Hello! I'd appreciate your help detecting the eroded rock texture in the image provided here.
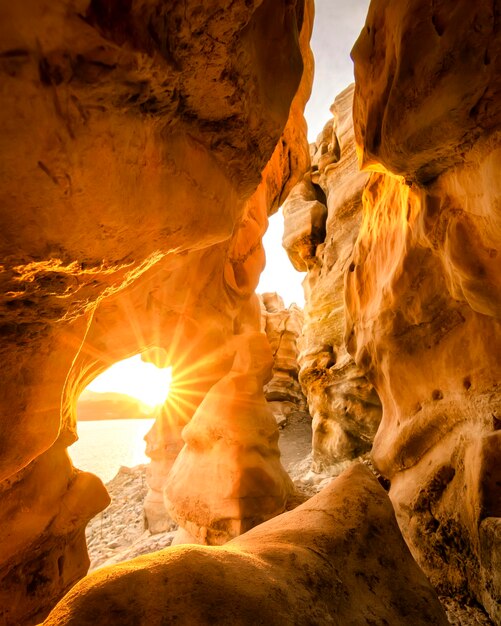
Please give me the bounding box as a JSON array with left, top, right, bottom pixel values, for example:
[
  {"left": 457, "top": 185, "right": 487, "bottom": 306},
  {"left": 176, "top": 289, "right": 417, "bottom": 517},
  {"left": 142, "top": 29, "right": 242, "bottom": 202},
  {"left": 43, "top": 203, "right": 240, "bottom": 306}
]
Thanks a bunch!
[
  {"left": 259, "top": 292, "right": 308, "bottom": 427},
  {"left": 0, "top": 0, "right": 313, "bottom": 622},
  {"left": 3, "top": 0, "right": 499, "bottom": 622},
  {"left": 346, "top": 0, "right": 501, "bottom": 620},
  {"left": 43, "top": 464, "right": 449, "bottom": 626},
  {"left": 0, "top": 446, "right": 110, "bottom": 626},
  {"left": 164, "top": 329, "right": 294, "bottom": 545},
  {"left": 283, "top": 85, "right": 382, "bottom": 471}
]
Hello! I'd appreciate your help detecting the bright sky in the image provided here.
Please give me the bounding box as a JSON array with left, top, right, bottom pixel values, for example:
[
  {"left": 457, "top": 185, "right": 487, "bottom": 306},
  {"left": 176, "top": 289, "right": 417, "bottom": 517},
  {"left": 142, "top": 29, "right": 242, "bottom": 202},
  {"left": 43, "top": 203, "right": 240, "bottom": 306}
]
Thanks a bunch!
[
  {"left": 257, "top": 0, "right": 371, "bottom": 308},
  {"left": 87, "top": 354, "right": 172, "bottom": 407}
]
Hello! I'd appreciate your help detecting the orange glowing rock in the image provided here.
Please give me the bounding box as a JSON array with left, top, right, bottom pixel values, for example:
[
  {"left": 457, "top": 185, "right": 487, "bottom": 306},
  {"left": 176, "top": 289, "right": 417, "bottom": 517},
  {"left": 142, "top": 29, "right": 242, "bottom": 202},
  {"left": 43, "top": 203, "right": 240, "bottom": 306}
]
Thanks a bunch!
[
  {"left": 43, "top": 464, "right": 448, "bottom": 626},
  {"left": 283, "top": 85, "right": 382, "bottom": 470},
  {"left": 165, "top": 331, "right": 294, "bottom": 545},
  {"left": 0, "top": 0, "right": 313, "bottom": 622}
]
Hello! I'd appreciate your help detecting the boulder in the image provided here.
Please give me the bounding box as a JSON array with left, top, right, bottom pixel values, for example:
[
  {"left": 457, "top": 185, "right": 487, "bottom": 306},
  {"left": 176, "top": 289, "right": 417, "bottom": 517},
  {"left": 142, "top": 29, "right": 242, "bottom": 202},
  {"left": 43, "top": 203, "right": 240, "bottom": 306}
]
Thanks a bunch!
[{"left": 43, "top": 464, "right": 449, "bottom": 626}]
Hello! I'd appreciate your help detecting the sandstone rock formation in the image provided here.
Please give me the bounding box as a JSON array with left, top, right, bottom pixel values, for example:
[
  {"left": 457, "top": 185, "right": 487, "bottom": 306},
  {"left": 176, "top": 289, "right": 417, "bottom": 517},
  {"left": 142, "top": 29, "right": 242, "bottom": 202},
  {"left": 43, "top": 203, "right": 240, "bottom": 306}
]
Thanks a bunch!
[
  {"left": 140, "top": 0, "right": 315, "bottom": 543},
  {"left": 347, "top": 2, "right": 501, "bottom": 622},
  {"left": 283, "top": 85, "right": 382, "bottom": 471},
  {"left": 0, "top": 447, "right": 110, "bottom": 626},
  {"left": 280, "top": 3, "right": 500, "bottom": 620},
  {"left": 164, "top": 330, "right": 294, "bottom": 545},
  {"left": 259, "top": 292, "right": 309, "bottom": 427},
  {"left": 0, "top": 0, "right": 313, "bottom": 622},
  {"left": 2, "top": 0, "right": 500, "bottom": 623},
  {"left": 43, "top": 464, "right": 449, "bottom": 626}
]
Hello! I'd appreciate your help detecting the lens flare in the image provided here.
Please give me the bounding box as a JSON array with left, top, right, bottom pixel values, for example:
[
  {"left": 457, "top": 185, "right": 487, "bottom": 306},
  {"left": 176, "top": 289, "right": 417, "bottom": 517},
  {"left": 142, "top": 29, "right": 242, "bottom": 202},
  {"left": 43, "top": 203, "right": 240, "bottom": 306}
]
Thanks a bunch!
[{"left": 87, "top": 354, "right": 172, "bottom": 408}]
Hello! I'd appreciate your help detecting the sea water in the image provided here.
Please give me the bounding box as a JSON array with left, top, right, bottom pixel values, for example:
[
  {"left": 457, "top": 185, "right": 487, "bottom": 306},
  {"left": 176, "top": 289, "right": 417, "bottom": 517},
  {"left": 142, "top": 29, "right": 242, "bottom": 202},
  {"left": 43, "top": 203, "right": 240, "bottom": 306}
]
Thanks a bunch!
[{"left": 68, "top": 418, "right": 155, "bottom": 483}]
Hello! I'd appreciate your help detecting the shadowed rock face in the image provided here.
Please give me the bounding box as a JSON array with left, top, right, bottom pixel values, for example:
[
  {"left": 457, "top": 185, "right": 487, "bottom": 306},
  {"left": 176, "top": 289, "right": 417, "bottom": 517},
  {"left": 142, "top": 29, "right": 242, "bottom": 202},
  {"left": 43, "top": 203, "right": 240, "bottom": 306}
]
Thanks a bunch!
[
  {"left": 351, "top": 0, "right": 501, "bottom": 185},
  {"left": 42, "top": 464, "right": 449, "bottom": 626},
  {"left": 346, "top": 164, "right": 501, "bottom": 622},
  {"left": 0, "top": 0, "right": 313, "bottom": 622},
  {"left": 348, "top": 0, "right": 501, "bottom": 620}
]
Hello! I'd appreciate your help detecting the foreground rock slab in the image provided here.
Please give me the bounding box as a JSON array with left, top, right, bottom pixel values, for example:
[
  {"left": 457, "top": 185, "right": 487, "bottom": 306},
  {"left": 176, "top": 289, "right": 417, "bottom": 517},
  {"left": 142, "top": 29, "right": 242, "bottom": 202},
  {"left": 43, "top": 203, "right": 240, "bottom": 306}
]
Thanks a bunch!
[{"left": 43, "top": 464, "right": 448, "bottom": 626}]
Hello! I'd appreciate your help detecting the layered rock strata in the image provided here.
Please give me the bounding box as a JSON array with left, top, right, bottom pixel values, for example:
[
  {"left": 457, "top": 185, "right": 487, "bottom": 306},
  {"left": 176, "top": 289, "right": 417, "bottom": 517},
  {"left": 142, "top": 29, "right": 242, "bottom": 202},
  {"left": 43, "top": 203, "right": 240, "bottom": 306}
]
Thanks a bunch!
[
  {"left": 348, "top": 1, "right": 501, "bottom": 621},
  {"left": 0, "top": 0, "right": 313, "bottom": 622},
  {"left": 43, "top": 464, "right": 449, "bottom": 626},
  {"left": 259, "top": 292, "right": 309, "bottom": 427},
  {"left": 283, "top": 85, "right": 382, "bottom": 471}
]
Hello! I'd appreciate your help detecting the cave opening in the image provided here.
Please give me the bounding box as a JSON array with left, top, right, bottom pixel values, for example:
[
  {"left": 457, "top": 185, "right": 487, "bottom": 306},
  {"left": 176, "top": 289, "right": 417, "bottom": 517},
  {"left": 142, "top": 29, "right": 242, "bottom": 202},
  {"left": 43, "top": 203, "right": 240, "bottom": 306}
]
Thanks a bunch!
[
  {"left": 71, "top": 351, "right": 172, "bottom": 482},
  {"left": 1, "top": 0, "right": 499, "bottom": 623},
  {"left": 259, "top": 208, "right": 306, "bottom": 308},
  {"left": 69, "top": 350, "right": 176, "bottom": 570}
]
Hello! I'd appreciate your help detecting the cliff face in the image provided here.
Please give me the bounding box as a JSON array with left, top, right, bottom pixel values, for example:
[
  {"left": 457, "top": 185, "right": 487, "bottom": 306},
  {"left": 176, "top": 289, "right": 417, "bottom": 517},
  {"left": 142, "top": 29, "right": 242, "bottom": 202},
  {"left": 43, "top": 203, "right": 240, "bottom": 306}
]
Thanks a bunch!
[
  {"left": 283, "top": 85, "right": 382, "bottom": 471},
  {"left": 260, "top": 293, "right": 309, "bottom": 427},
  {"left": 0, "top": 0, "right": 313, "bottom": 623}
]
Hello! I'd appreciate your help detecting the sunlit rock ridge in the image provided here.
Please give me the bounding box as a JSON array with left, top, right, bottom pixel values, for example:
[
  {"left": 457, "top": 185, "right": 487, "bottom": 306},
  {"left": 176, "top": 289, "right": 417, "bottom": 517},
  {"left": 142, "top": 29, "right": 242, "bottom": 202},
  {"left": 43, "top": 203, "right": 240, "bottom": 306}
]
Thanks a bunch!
[{"left": 0, "top": 0, "right": 499, "bottom": 624}]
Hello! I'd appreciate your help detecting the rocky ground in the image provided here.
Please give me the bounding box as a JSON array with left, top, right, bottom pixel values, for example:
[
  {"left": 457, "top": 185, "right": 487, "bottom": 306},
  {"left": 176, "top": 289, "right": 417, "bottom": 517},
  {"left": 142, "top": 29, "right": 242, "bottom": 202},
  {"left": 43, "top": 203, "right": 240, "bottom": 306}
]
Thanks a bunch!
[
  {"left": 86, "top": 465, "right": 176, "bottom": 570},
  {"left": 86, "top": 416, "right": 493, "bottom": 626}
]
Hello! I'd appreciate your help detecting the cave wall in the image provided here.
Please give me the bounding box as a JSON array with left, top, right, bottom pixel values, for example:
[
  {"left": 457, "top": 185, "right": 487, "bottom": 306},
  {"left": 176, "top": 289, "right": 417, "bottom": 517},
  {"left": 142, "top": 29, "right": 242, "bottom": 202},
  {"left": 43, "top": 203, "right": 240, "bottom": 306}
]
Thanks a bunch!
[
  {"left": 0, "top": 0, "right": 313, "bottom": 623},
  {"left": 283, "top": 0, "right": 500, "bottom": 620},
  {"left": 283, "top": 85, "right": 382, "bottom": 471},
  {"left": 2, "top": 0, "right": 500, "bottom": 623},
  {"left": 346, "top": 2, "right": 501, "bottom": 621},
  {"left": 349, "top": 0, "right": 500, "bottom": 619}
]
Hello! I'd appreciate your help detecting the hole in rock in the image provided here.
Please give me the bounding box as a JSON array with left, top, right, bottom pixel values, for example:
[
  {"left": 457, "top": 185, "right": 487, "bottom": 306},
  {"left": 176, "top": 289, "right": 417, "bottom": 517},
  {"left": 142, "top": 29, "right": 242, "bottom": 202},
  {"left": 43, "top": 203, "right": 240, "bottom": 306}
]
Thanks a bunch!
[
  {"left": 70, "top": 351, "right": 172, "bottom": 483},
  {"left": 258, "top": 208, "right": 306, "bottom": 307},
  {"left": 69, "top": 350, "right": 174, "bottom": 570}
]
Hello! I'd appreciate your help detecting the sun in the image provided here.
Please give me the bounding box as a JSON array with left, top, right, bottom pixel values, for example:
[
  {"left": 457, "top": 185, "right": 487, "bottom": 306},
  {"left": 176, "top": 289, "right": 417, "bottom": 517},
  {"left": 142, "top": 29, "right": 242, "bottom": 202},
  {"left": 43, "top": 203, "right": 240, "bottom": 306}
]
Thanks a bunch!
[{"left": 87, "top": 354, "right": 172, "bottom": 408}]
